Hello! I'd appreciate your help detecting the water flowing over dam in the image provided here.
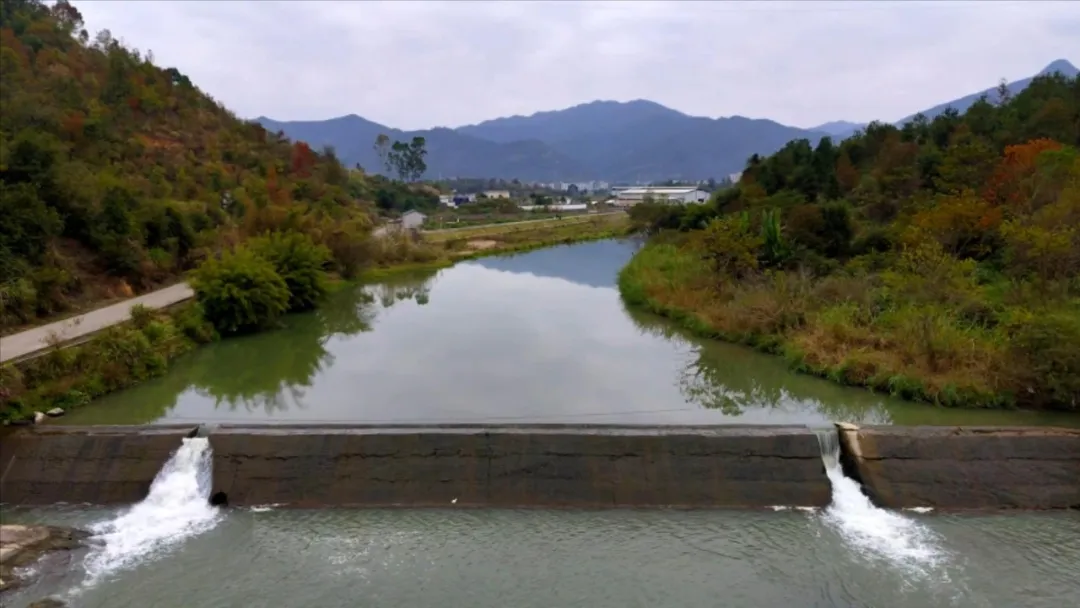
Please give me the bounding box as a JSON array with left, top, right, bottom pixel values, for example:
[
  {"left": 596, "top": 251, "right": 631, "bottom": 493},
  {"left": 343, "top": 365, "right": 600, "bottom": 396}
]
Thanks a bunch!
[
  {"left": 813, "top": 428, "right": 947, "bottom": 581},
  {"left": 79, "top": 438, "right": 221, "bottom": 588},
  {"left": 4, "top": 424, "right": 1079, "bottom": 608}
]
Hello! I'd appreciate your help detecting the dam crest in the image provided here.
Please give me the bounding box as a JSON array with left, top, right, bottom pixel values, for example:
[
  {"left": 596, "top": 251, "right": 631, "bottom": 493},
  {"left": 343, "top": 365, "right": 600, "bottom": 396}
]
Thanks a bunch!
[{"left": 2, "top": 423, "right": 1078, "bottom": 510}]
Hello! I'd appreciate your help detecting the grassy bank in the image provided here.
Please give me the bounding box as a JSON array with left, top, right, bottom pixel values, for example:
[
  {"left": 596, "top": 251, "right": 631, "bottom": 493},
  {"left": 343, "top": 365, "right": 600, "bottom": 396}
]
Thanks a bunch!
[
  {"left": 619, "top": 238, "right": 1079, "bottom": 411},
  {"left": 424, "top": 213, "right": 625, "bottom": 243},
  {"left": 0, "top": 303, "right": 216, "bottom": 423},
  {"left": 1, "top": 216, "right": 629, "bottom": 423},
  {"left": 363, "top": 213, "right": 630, "bottom": 275}
]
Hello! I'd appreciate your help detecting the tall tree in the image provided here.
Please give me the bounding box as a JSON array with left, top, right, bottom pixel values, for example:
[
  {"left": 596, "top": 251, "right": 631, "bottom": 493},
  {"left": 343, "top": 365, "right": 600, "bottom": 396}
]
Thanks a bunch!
[
  {"left": 373, "top": 133, "right": 390, "bottom": 174},
  {"left": 386, "top": 136, "right": 427, "bottom": 182}
]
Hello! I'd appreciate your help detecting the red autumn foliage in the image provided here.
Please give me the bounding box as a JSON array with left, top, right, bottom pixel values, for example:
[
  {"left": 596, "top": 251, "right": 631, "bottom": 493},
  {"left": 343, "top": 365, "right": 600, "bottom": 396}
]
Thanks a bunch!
[
  {"left": 60, "top": 110, "right": 85, "bottom": 141},
  {"left": 983, "top": 138, "right": 1063, "bottom": 210},
  {"left": 290, "top": 141, "right": 316, "bottom": 178}
]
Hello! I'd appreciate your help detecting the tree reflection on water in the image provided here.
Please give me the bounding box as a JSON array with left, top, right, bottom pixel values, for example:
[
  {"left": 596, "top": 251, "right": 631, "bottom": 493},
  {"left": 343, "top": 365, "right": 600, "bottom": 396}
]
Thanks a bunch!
[
  {"left": 621, "top": 303, "right": 895, "bottom": 423},
  {"left": 61, "top": 270, "right": 442, "bottom": 423},
  {"left": 190, "top": 270, "right": 440, "bottom": 413}
]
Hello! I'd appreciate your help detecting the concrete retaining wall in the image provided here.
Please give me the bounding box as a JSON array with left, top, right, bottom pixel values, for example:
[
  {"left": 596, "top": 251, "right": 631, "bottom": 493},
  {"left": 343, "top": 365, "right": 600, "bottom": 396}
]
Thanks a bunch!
[
  {"left": 837, "top": 424, "right": 1080, "bottom": 510},
  {"left": 0, "top": 425, "right": 197, "bottom": 504},
  {"left": 2, "top": 424, "right": 1077, "bottom": 510},
  {"left": 208, "top": 425, "right": 831, "bottom": 508}
]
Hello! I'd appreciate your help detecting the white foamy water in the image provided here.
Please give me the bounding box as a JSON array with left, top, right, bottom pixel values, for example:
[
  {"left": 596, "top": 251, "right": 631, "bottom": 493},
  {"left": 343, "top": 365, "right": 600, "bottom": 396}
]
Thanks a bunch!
[
  {"left": 80, "top": 437, "right": 222, "bottom": 587},
  {"left": 814, "top": 429, "right": 948, "bottom": 580}
]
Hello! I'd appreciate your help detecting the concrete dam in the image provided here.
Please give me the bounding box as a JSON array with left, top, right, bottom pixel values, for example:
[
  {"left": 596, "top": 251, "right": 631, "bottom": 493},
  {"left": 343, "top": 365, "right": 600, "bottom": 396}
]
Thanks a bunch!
[{"left": 1, "top": 424, "right": 1078, "bottom": 510}]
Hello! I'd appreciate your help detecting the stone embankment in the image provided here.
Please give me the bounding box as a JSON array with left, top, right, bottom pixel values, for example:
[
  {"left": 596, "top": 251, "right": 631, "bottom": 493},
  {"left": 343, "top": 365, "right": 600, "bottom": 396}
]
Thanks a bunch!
[{"left": 1, "top": 423, "right": 1077, "bottom": 510}]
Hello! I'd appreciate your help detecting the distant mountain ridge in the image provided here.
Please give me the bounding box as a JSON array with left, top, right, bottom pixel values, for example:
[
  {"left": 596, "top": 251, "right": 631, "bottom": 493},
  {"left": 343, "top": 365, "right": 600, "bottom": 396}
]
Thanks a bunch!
[
  {"left": 810, "top": 121, "right": 868, "bottom": 137},
  {"left": 255, "top": 114, "right": 587, "bottom": 182},
  {"left": 257, "top": 59, "right": 1076, "bottom": 182},
  {"left": 259, "top": 101, "right": 822, "bottom": 182},
  {"left": 818, "top": 59, "right": 1078, "bottom": 141}
]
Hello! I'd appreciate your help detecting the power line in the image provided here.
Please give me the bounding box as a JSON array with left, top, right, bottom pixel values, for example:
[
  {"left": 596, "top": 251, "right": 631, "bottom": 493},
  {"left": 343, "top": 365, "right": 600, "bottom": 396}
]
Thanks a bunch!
[{"left": 157, "top": 404, "right": 733, "bottom": 426}]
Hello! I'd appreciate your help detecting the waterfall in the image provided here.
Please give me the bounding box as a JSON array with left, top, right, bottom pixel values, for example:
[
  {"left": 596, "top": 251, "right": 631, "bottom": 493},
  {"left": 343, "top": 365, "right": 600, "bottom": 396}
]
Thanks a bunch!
[
  {"left": 80, "top": 437, "right": 223, "bottom": 587},
  {"left": 813, "top": 428, "right": 947, "bottom": 580}
]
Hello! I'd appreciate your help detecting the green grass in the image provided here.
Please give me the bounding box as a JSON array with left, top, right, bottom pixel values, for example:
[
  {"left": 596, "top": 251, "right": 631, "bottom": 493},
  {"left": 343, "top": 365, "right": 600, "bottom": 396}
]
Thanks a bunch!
[{"left": 618, "top": 239, "right": 1080, "bottom": 411}]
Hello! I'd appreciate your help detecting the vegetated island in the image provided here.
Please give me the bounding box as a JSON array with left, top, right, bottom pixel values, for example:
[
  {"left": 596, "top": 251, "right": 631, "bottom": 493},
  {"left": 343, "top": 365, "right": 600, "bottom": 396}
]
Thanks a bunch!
[
  {"left": 0, "top": 0, "right": 626, "bottom": 423},
  {"left": 620, "top": 75, "right": 1079, "bottom": 411}
]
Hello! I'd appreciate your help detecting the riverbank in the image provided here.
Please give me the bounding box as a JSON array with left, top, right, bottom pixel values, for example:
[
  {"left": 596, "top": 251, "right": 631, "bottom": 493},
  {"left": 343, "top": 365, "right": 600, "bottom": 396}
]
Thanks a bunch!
[
  {"left": 360, "top": 213, "right": 629, "bottom": 278},
  {"left": 0, "top": 217, "right": 629, "bottom": 424},
  {"left": 618, "top": 239, "right": 1079, "bottom": 412}
]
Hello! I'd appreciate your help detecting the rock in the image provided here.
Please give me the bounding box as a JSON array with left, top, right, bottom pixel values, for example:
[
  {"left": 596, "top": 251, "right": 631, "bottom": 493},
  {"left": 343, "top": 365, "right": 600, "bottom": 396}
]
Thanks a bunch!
[
  {"left": 45, "top": 408, "right": 64, "bottom": 417},
  {"left": 29, "top": 599, "right": 67, "bottom": 608},
  {"left": 33, "top": 411, "right": 45, "bottom": 424},
  {"left": 0, "top": 525, "right": 90, "bottom": 594}
]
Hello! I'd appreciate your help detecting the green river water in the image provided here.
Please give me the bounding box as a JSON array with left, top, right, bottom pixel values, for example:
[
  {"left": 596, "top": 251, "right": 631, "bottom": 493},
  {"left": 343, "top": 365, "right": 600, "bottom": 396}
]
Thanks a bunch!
[{"left": 59, "top": 239, "right": 1077, "bottom": 427}]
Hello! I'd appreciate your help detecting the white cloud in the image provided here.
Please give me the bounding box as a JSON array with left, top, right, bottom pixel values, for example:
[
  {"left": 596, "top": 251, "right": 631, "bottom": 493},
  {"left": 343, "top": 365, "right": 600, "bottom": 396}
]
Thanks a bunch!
[{"left": 72, "top": 0, "right": 1077, "bottom": 128}]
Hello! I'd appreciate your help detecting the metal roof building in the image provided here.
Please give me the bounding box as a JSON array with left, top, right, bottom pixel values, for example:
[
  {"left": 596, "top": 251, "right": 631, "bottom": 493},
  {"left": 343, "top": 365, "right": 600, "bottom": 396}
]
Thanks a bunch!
[{"left": 614, "top": 187, "right": 709, "bottom": 206}]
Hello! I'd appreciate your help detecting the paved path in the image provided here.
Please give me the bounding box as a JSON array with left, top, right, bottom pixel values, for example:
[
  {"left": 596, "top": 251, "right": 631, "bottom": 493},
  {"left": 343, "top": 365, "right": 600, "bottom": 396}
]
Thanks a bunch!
[{"left": 0, "top": 283, "right": 194, "bottom": 364}]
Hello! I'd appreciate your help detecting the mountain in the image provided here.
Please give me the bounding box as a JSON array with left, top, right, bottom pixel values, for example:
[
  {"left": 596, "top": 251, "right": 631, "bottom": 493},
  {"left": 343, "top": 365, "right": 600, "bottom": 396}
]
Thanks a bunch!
[
  {"left": 258, "top": 59, "right": 1076, "bottom": 183},
  {"left": 458, "top": 100, "right": 824, "bottom": 182},
  {"left": 456, "top": 99, "right": 683, "bottom": 144},
  {"left": 810, "top": 121, "right": 868, "bottom": 137},
  {"left": 257, "top": 115, "right": 589, "bottom": 181},
  {"left": 260, "top": 101, "right": 823, "bottom": 182},
  {"left": 811, "top": 60, "right": 1078, "bottom": 142},
  {"left": 898, "top": 59, "right": 1078, "bottom": 125}
]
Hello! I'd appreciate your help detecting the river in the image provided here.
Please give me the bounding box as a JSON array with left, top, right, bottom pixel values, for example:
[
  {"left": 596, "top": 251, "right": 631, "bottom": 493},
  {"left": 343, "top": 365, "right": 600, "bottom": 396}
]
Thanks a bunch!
[
  {"left": 58, "top": 239, "right": 1076, "bottom": 427},
  {"left": 7, "top": 240, "right": 1080, "bottom": 607}
]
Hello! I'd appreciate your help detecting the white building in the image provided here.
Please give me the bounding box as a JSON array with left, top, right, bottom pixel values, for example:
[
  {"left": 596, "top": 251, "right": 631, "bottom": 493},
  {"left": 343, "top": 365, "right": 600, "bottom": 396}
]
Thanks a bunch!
[
  {"left": 614, "top": 187, "right": 709, "bottom": 207},
  {"left": 401, "top": 210, "right": 427, "bottom": 230}
]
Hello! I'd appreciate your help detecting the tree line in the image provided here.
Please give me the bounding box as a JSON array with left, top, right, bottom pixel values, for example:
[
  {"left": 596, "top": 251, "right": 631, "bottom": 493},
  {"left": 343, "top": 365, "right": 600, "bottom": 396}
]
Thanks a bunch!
[{"left": 625, "top": 71, "right": 1079, "bottom": 410}]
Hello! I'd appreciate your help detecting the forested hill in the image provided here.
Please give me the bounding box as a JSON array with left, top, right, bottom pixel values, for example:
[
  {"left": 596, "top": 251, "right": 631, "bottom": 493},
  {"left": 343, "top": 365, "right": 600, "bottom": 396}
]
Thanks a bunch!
[
  {"left": 0, "top": 0, "right": 388, "bottom": 328},
  {"left": 625, "top": 70, "right": 1080, "bottom": 410},
  {"left": 261, "top": 102, "right": 823, "bottom": 183}
]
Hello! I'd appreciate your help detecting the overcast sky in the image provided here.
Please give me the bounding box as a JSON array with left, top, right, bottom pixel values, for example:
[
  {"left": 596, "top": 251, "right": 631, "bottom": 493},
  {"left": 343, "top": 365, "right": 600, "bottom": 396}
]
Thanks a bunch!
[{"left": 73, "top": 0, "right": 1077, "bottom": 130}]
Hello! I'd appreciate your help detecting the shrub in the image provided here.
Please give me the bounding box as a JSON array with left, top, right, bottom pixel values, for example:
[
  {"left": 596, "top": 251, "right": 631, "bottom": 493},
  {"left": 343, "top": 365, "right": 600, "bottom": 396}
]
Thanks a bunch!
[
  {"left": 1, "top": 278, "right": 37, "bottom": 325},
  {"left": 174, "top": 302, "right": 217, "bottom": 343},
  {"left": 1006, "top": 312, "right": 1080, "bottom": 410},
  {"left": 191, "top": 248, "right": 289, "bottom": 335},
  {"left": 129, "top": 303, "right": 155, "bottom": 329},
  {"left": 249, "top": 231, "right": 331, "bottom": 311},
  {"left": 695, "top": 216, "right": 761, "bottom": 280}
]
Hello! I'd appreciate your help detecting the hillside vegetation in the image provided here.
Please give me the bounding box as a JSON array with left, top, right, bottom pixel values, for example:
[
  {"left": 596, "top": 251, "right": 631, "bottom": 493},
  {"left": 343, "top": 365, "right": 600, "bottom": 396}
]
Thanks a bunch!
[
  {"left": 622, "top": 73, "right": 1080, "bottom": 410},
  {"left": 0, "top": 0, "right": 436, "bottom": 331}
]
